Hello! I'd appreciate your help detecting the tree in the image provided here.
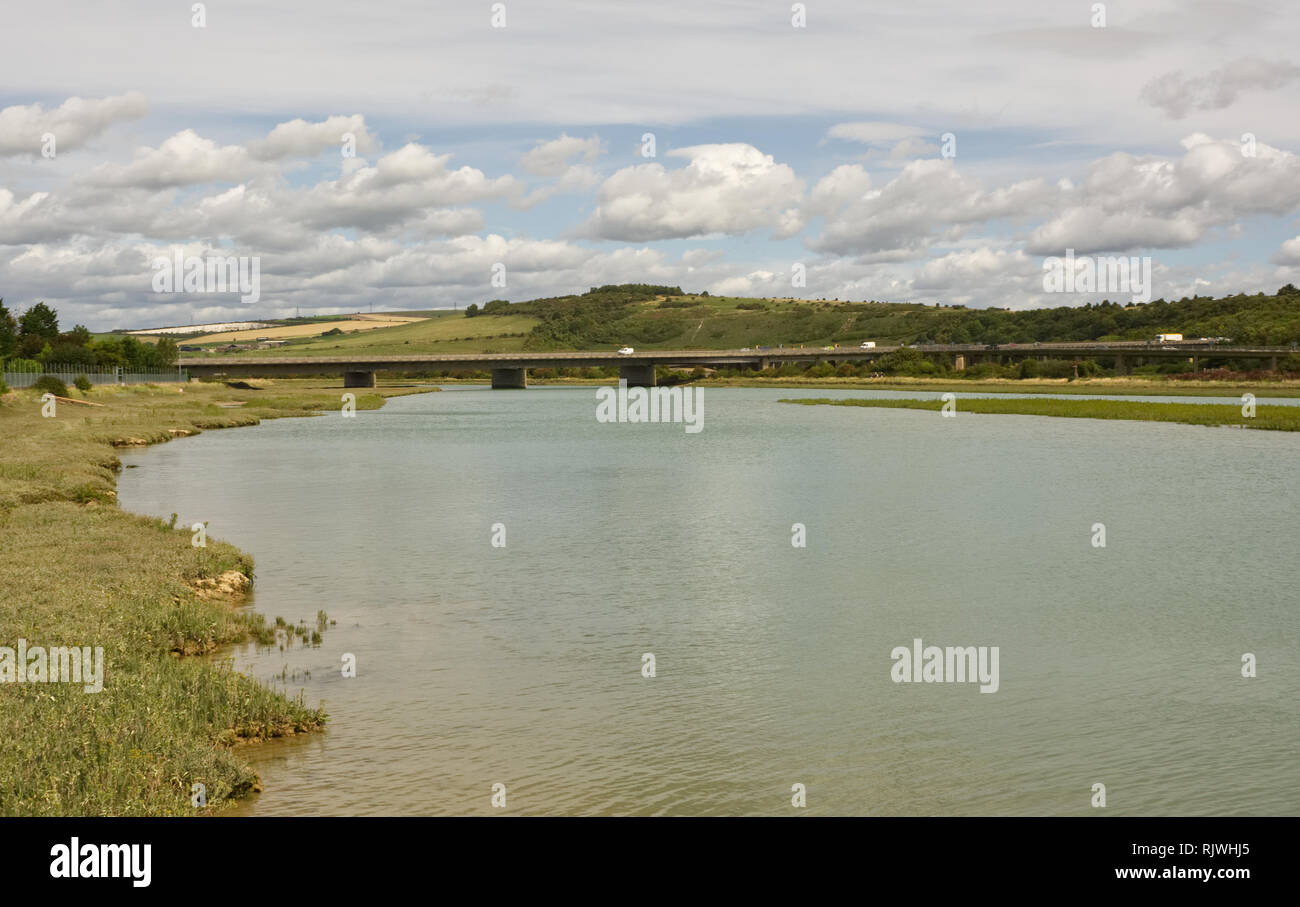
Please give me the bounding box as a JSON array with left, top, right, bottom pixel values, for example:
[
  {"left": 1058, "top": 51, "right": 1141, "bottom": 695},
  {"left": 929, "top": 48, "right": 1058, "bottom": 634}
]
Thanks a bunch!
[
  {"left": 0, "top": 299, "right": 17, "bottom": 360},
  {"left": 60, "top": 324, "right": 92, "bottom": 347},
  {"left": 18, "top": 302, "right": 59, "bottom": 340},
  {"left": 41, "top": 342, "right": 96, "bottom": 367},
  {"left": 154, "top": 336, "right": 178, "bottom": 367},
  {"left": 464, "top": 303, "right": 479, "bottom": 317}
]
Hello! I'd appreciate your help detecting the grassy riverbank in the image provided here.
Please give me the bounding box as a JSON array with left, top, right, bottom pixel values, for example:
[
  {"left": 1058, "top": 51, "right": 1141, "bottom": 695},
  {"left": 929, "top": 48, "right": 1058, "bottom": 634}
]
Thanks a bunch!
[
  {"left": 439, "top": 372, "right": 1300, "bottom": 397},
  {"left": 0, "top": 378, "right": 432, "bottom": 815},
  {"left": 779, "top": 395, "right": 1300, "bottom": 431},
  {"left": 697, "top": 374, "right": 1300, "bottom": 397}
]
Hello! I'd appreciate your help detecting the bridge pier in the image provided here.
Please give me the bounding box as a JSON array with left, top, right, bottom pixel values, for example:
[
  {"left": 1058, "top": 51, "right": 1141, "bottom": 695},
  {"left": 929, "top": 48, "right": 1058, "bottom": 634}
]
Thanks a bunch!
[
  {"left": 619, "top": 363, "right": 656, "bottom": 387},
  {"left": 1113, "top": 354, "right": 1129, "bottom": 376},
  {"left": 953, "top": 354, "right": 966, "bottom": 371},
  {"left": 343, "top": 370, "right": 376, "bottom": 388},
  {"left": 491, "top": 367, "right": 528, "bottom": 389},
  {"left": 1270, "top": 356, "right": 1279, "bottom": 371}
]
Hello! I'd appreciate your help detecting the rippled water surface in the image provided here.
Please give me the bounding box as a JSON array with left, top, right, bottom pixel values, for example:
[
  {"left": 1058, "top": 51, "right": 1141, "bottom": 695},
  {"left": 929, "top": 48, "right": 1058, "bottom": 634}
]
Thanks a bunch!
[{"left": 117, "top": 386, "right": 1300, "bottom": 815}]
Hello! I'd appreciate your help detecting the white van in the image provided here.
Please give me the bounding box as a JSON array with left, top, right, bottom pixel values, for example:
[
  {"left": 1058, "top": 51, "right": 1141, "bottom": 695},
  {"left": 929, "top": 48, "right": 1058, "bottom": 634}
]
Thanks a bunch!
[{"left": 859, "top": 341, "right": 876, "bottom": 349}]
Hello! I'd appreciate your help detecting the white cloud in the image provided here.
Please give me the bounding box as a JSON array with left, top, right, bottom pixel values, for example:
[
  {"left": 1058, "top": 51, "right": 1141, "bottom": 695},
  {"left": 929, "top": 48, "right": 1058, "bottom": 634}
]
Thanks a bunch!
[
  {"left": 1272, "top": 236, "right": 1300, "bottom": 267},
  {"left": 248, "top": 115, "right": 380, "bottom": 161},
  {"left": 0, "top": 92, "right": 148, "bottom": 156},
  {"left": 583, "top": 143, "right": 804, "bottom": 241},
  {"left": 513, "top": 134, "right": 603, "bottom": 208},
  {"left": 519, "top": 134, "right": 601, "bottom": 177},
  {"left": 1141, "top": 58, "right": 1300, "bottom": 119},
  {"left": 912, "top": 248, "right": 1032, "bottom": 291},
  {"left": 1027, "top": 134, "right": 1300, "bottom": 254},
  {"left": 286, "top": 144, "right": 518, "bottom": 232},
  {"left": 86, "top": 130, "right": 263, "bottom": 188},
  {"left": 806, "top": 159, "right": 1054, "bottom": 257}
]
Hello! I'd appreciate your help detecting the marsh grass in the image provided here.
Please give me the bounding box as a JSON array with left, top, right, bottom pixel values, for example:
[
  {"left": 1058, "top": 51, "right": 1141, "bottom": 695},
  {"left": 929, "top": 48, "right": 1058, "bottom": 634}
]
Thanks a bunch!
[
  {"left": 0, "top": 379, "right": 431, "bottom": 815},
  {"left": 779, "top": 395, "right": 1300, "bottom": 431}
]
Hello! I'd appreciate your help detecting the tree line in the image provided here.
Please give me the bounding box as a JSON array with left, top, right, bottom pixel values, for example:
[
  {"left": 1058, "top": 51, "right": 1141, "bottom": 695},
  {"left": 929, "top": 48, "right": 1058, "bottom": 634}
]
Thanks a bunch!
[{"left": 0, "top": 301, "right": 179, "bottom": 371}]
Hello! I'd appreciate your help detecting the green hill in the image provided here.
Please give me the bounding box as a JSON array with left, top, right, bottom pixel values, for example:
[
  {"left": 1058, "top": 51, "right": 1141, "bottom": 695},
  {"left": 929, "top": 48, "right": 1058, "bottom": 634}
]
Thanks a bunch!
[{"left": 205, "top": 282, "right": 1300, "bottom": 359}]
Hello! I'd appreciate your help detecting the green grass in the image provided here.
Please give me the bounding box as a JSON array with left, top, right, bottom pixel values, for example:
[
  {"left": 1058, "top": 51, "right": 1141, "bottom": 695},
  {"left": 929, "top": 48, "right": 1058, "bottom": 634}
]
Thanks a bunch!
[
  {"left": 779, "top": 396, "right": 1300, "bottom": 431},
  {"left": 209, "top": 311, "right": 540, "bottom": 357},
  {"left": 693, "top": 375, "right": 1300, "bottom": 396},
  {"left": 0, "top": 379, "right": 434, "bottom": 815}
]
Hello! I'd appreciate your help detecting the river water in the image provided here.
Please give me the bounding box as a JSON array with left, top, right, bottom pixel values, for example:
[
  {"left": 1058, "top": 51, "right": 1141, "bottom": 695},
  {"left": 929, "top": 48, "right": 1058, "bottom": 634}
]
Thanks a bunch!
[{"left": 117, "top": 386, "right": 1300, "bottom": 816}]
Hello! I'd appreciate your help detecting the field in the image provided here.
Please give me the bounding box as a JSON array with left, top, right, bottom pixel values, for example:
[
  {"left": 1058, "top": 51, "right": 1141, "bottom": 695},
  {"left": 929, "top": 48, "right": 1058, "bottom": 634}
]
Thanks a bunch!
[
  {"left": 697, "top": 374, "right": 1300, "bottom": 396},
  {"left": 0, "top": 378, "right": 433, "bottom": 815},
  {"left": 198, "top": 294, "right": 916, "bottom": 360},
  {"left": 208, "top": 310, "right": 541, "bottom": 356},
  {"left": 779, "top": 395, "right": 1300, "bottom": 431},
  {"left": 190, "top": 314, "right": 429, "bottom": 344}
]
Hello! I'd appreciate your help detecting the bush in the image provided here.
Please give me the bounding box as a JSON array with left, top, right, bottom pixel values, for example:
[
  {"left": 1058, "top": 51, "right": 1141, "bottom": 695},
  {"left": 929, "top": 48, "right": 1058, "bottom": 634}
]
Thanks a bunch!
[
  {"left": 31, "top": 375, "right": 68, "bottom": 397},
  {"left": 74, "top": 375, "right": 92, "bottom": 392},
  {"left": 1036, "top": 359, "right": 1078, "bottom": 379},
  {"left": 0, "top": 377, "right": 8, "bottom": 396}
]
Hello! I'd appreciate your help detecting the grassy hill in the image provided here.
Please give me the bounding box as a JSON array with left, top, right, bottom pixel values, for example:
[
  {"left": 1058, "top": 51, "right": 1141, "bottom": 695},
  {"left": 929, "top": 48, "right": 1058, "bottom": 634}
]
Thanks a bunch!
[{"left": 199, "top": 282, "right": 1300, "bottom": 360}]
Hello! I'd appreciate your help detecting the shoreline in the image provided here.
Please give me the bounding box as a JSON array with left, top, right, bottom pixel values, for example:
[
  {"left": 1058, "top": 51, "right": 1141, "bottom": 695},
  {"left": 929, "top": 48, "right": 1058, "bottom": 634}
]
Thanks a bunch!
[
  {"left": 779, "top": 395, "right": 1300, "bottom": 431},
  {"left": 0, "top": 378, "right": 436, "bottom": 815},
  {"left": 427, "top": 375, "right": 1300, "bottom": 397}
]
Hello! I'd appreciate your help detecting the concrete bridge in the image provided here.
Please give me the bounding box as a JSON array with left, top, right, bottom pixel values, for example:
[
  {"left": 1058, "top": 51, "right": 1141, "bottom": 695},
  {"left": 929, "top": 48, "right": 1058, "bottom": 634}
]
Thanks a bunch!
[{"left": 179, "top": 341, "right": 1297, "bottom": 388}]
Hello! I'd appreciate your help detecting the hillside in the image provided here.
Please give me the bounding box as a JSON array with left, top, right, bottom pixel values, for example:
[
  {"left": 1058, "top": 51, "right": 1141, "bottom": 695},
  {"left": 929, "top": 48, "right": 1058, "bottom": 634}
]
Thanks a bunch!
[{"left": 196, "top": 283, "right": 1300, "bottom": 359}]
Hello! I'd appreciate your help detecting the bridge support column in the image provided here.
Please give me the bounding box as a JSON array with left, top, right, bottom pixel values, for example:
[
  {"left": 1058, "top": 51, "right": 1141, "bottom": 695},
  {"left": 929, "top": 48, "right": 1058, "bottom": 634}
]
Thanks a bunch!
[
  {"left": 343, "top": 370, "right": 376, "bottom": 388},
  {"left": 619, "top": 364, "right": 656, "bottom": 387},
  {"left": 1270, "top": 356, "right": 1279, "bottom": 371},
  {"left": 953, "top": 354, "right": 966, "bottom": 371},
  {"left": 1114, "top": 354, "right": 1129, "bottom": 376},
  {"left": 491, "top": 367, "right": 528, "bottom": 389}
]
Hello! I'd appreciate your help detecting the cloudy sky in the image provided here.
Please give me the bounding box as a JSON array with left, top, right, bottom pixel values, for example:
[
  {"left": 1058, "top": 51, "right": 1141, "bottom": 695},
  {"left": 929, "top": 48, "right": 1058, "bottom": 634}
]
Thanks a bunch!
[{"left": 2, "top": 0, "right": 1299, "bottom": 330}]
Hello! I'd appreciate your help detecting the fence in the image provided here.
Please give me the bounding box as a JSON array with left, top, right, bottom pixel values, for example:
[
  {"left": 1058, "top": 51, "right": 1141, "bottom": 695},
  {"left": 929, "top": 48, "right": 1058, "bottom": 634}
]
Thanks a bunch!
[{"left": 2, "top": 362, "right": 189, "bottom": 388}]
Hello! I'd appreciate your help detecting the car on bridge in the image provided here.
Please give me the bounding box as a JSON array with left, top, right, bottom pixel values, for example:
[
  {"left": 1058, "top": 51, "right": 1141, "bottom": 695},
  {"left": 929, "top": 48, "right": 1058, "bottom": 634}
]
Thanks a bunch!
[
  {"left": 860, "top": 341, "right": 876, "bottom": 348},
  {"left": 617, "top": 346, "right": 635, "bottom": 355}
]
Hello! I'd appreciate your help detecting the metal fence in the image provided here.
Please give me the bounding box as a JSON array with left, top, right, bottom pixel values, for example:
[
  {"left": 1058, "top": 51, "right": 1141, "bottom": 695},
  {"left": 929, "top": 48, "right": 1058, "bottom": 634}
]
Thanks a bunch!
[{"left": 2, "top": 363, "right": 189, "bottom": 388}]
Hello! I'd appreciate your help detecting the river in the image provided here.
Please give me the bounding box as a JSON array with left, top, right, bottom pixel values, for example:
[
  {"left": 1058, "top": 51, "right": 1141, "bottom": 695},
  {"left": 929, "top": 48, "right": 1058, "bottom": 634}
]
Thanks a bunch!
[{"left": 116, "top": 385, "right": 1300, "bottom": 816}]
